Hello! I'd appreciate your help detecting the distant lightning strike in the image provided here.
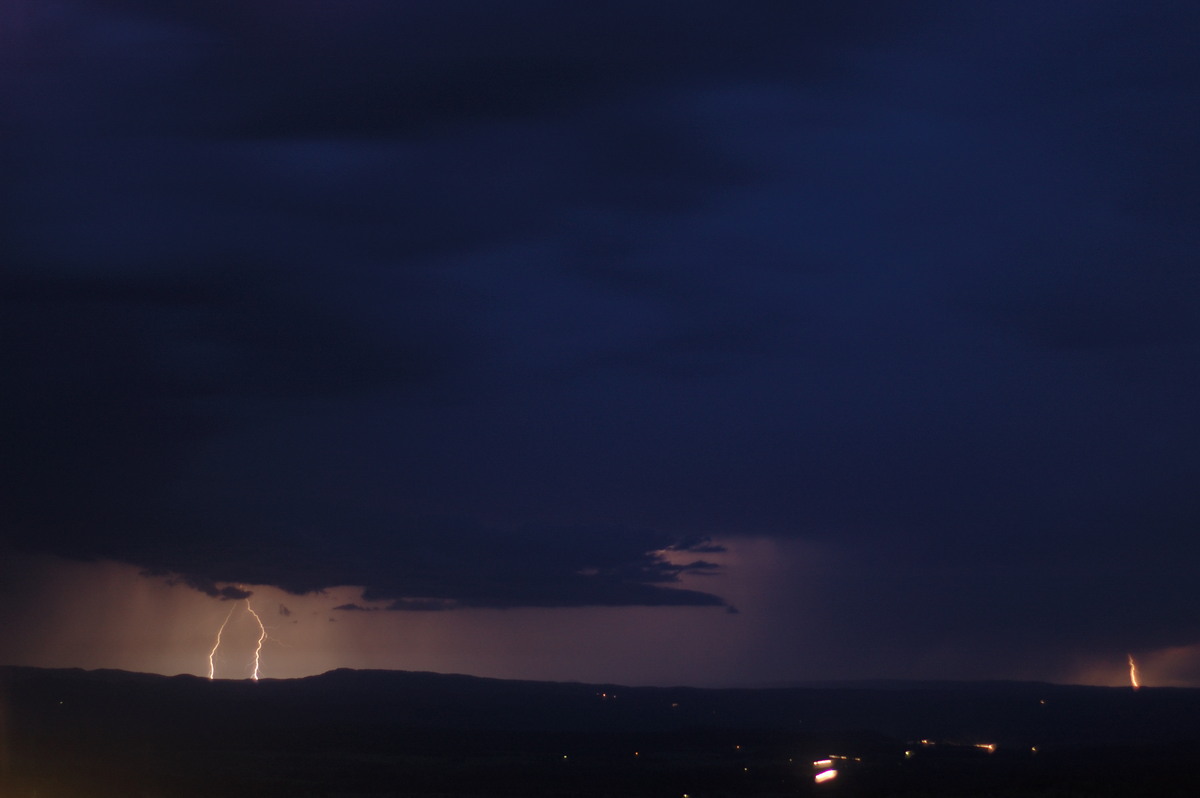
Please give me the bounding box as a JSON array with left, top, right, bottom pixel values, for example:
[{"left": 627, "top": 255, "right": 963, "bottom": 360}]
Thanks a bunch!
[
  {"left": 1128, "top": 653, "right": 1140, "bottom": 691},
  {"left": 207, "top": 603, "right": 237, "bottom": 680},
  {"left": 245, "top": 600, "right": 267, "bottom": 681},
  {"left": 207, "top": 595, "right": 269, "bottom": 680}
]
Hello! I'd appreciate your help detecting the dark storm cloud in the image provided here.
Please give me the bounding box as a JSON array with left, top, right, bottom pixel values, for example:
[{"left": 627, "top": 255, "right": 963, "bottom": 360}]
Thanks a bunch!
[
  {"left": 71, "top": 0, "right": 926, "bottom": 137},
  {"left": 213, "top": 585, "right": 254, "bottom": 602},
  {"left": 385, "top": 599, "right": 456, "bottom": 612},
  {"left": 1, "top": 268, "right": 436, "bottom": 544},
  {"left": 0, "top": 263, "right": 729, "bottom": 609},
  {"left": 226, "top": 519, "right": 729, "bottom": 610},
  {"left": 4, "top": 0, "right": 1200, "bottom": 675},
  {"left": 2, "top": 0, "right": 920, "bottom": 612}
]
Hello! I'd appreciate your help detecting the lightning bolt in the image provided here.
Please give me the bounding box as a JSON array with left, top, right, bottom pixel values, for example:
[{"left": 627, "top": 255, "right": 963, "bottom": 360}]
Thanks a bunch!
[
  {"left": 208, "top": 602, "right": 237, "bottom": 680},
  {"left": 245, "top": 599, "right": 267, "bottom": 681},
  {"left": 206, "top": 595, "right": 269, "bottom": 680},
  {"left": 1128, "top": 653, "right": 1140, "bottom": 691}
]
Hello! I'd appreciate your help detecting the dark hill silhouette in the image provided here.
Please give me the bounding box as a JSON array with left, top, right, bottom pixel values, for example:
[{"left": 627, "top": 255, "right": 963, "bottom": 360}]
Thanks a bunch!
[{"left": 2, "top": 666, "right": 1198, "bottom": 796}]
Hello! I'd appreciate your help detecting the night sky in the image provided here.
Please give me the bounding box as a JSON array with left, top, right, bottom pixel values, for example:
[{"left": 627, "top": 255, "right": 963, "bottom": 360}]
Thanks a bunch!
[{"left": 3, "top": 1, "right": 1199, "bottom": 687}]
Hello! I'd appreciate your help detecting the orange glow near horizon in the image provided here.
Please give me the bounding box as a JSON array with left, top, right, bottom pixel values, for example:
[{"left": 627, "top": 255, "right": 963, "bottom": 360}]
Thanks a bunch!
[{"left": 9, "top": 551, "right": 1200, "bottom": 688}]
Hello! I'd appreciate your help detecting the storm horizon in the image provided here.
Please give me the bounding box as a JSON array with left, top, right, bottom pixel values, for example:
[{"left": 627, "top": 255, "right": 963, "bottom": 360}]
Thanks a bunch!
[
  {"left": 2, "top": 548, "right": 1193, "bottom": 690},
  {"left": 3, "top": 2, "right": 1199, "bottom": 690}
]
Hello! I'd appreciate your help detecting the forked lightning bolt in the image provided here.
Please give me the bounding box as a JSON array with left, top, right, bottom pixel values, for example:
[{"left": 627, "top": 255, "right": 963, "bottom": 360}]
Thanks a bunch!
[
  {"left": 1128, "top": 653, "right": 1140, "bottom": 691},
  {"left": 207, "top": 596, "right": 269, "bottom": 680}
]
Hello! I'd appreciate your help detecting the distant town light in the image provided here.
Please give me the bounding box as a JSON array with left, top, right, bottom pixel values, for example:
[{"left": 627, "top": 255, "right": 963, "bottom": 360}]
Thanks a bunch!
[{"left": 814, "top": 769, "right": 838, "bottom": 784}]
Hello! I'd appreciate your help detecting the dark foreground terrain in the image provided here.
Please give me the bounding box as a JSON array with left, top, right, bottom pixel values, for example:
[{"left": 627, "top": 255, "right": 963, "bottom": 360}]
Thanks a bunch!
[{"left": 2, "top": 667, "right": 1198, "bottom": 797}]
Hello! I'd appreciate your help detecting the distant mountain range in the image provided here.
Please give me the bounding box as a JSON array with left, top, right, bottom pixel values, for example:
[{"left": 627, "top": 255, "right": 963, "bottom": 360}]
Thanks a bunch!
[{"left": 3, "top": 665, "right": 1197, "bottom": 745}]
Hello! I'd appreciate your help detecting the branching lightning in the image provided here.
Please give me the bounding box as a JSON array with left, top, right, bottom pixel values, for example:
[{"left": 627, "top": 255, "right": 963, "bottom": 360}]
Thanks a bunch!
[
  {"left": 207, "top": 594, "right": 269, "bottom": 680},
  {"left": 1128, "top": 653, "right": 1140, "bottom": 691}
]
